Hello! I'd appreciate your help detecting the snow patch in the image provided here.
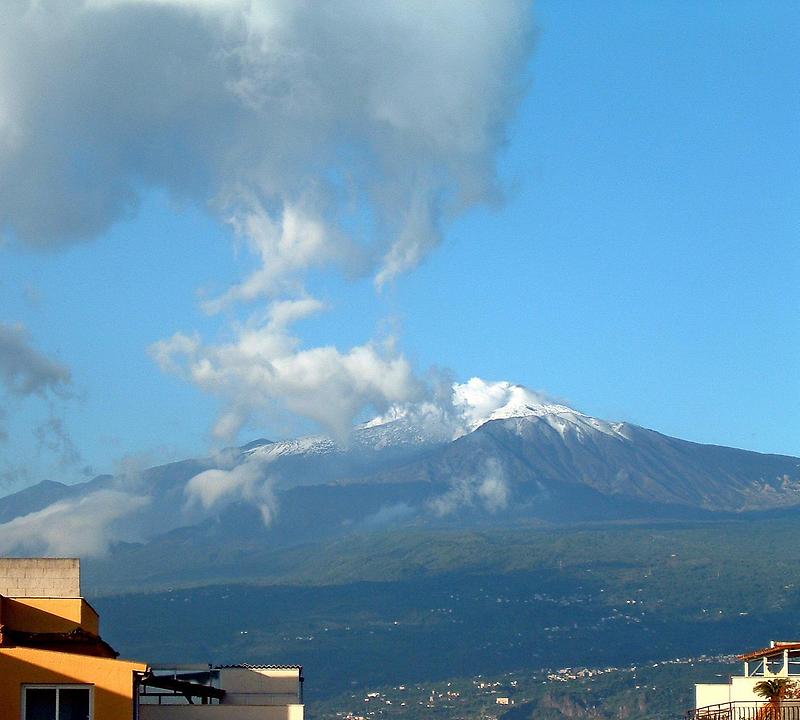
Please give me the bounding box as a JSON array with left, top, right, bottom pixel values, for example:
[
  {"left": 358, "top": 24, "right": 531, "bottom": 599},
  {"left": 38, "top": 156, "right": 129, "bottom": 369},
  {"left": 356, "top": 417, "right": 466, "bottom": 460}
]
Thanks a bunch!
[{"left": 243, "top": 377, "right": 631, "bottom": 458}]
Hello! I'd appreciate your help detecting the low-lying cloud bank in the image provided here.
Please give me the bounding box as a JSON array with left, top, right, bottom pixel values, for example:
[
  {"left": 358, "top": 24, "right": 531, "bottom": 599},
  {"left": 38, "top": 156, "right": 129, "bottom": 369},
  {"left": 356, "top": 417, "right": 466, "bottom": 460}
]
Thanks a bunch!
[{"left": 0, "top": 489, "right": 150, "bottom": 557}]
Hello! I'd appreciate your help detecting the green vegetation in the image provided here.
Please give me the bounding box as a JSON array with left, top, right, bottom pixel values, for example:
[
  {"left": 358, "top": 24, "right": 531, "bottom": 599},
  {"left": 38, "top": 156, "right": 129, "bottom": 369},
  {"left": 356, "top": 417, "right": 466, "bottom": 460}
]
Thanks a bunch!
[
  {"left": 90, "top": 516, "right": 800, "bottom": 611},
  {"left": 90, "top": 517, "right": 800, "bottom": 719},
  {"left": 312, "top": 657, "right": 736, "bottom": 720}
]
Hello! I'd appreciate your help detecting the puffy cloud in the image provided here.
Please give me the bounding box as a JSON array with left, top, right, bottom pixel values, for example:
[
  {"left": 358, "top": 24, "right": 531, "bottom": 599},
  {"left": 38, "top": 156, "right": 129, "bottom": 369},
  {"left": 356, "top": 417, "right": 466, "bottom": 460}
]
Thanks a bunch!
[
  {"left": 0, "top": 0, "right": 532, "bottom": 287},
  {"left": 0, "top": 489, "right": 150, "bottom": 557},
  {"left": 184, "top": 455, "right": 277, "bottom": 525},
  {"left": 476, "top": 462, "right": 511, "bottom": 512},
  {"left": 151, "top": 298, "right": 422, "bottom": 442},
  {"left": 0, "top": 322, "right": 71, "bottom": 398},
  {"left": 202, "top": 201, "right": 349, "bottom": 314},
  {"left": 452, "top": 377, "right": 560, "bottom": 430},
  {"left": 428, "top": 457, "right": 510, "bottom": 517}
]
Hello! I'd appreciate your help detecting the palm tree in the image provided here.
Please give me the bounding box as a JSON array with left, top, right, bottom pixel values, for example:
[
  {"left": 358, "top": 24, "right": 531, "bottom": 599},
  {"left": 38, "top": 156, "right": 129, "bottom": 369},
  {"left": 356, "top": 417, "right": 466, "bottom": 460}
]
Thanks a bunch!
[{"left": 754, "top": 679, "right": 791, "bottom": 720}]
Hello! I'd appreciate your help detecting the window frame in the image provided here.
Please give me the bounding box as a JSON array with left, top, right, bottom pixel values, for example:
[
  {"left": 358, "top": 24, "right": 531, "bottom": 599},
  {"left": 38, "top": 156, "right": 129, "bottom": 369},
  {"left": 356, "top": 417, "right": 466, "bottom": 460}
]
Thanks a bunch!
[{"left": 21, "top": 683, "right": 94, "bottom": 720}]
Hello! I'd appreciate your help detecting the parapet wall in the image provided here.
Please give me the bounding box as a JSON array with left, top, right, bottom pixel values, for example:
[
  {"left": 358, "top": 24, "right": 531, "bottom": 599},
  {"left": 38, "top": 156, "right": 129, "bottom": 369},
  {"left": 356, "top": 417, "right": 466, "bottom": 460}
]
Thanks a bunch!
[
  {"left": 140, "top": 705, "right": 304, "bottom": 720},
  {"left": 0, "top": 558, "right": 80, "bottom": 597}
]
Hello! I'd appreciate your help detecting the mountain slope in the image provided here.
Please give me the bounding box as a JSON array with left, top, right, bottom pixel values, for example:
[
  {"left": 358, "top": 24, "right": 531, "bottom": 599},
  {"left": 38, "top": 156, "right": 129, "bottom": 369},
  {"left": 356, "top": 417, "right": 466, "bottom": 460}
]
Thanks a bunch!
[
  {"left": 466, "top": 415, "right": 800, "bottom": 510},
  {"left": 1, "top": 381, "right": 798, "bottom": 568},
  {"left": 360, "top": 411, "right": 800, "bottom": 512}
]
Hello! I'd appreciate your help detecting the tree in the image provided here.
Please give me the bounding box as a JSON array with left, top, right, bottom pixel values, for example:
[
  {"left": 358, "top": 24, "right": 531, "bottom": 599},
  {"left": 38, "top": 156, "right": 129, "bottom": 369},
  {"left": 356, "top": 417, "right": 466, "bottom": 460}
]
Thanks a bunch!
[{"left": 754, "top": 679, "right": 793, "bottom": 720}]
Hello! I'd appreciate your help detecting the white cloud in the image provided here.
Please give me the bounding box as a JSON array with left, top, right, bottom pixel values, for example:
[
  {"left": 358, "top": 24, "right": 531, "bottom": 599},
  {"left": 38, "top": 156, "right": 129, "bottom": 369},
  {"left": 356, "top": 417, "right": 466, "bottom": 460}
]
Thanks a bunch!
[
  {"left": 152, "top": 298, "right": 422, "bottom": 442},
  {"left": 453, "top": 377, "right": 563, "bottom": 431},
  {"left": 0, "top": 489, "right": 150, "bottom": 557},
  {"left": 368, "top": 377, "right": 568, "bottom": 441},
  {"left": 362, "top": 502, "right": 416, "bottom": 529},
  {"left": 477, "top": 462, "right": 511, "bottom": 512},
  {"left": 202, "top": 202, "right": 347, "bottom": 313},
  {"left": 0, "top": 0, "right": 532, "bottom": 284},
  {"left": 184, "top": 455, "right": 277, "bottom": 525},
  {"left": 428, "top": 457, "right": 510, "bottom": 517}
]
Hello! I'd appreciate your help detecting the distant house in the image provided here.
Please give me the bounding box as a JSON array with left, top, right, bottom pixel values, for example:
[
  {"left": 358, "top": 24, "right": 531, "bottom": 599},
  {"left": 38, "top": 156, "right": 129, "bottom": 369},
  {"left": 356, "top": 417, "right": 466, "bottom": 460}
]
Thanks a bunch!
[
  {"left": 690, "top": 641, "right": 800, "bottom": 719},
  {"left": 0, "top": 558, "right": 304, "bottom": 720}
]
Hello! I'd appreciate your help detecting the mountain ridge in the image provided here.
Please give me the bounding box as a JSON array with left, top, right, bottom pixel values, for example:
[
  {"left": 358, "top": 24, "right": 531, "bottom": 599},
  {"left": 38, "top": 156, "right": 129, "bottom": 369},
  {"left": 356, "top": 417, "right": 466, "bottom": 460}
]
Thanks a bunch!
[{"left": 0, "top": 380, "right": 798, "bottom": 574}]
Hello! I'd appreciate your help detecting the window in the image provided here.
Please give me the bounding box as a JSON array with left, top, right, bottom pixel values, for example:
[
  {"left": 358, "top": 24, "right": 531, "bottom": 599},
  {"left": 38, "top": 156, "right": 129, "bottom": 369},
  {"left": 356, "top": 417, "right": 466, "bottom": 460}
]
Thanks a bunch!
[{"left": 22, "top": 685, "right": 92, "bottom": 720}]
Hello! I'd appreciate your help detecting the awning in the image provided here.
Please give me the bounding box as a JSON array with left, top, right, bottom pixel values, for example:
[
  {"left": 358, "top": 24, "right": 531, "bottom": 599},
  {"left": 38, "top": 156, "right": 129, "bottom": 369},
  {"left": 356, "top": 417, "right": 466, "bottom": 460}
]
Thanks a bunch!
[{"left": 140, "top": 673, "right": 226, "bottom": 704}]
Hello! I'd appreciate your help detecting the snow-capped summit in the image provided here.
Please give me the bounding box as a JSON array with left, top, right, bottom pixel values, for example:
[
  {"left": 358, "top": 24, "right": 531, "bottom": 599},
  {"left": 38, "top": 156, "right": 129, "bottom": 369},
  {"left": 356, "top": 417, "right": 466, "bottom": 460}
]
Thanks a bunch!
[
  {"left": 449, "top": 378, "right": 632, "bottom": 441},
  {"left": 362, "top": 378, "right": 581, "bottom": 442},
  {"left": 242, "top": 403, "right": 447, "bottom": 463},
  {"left": 242, "top": 378, "right": 627, "bottom": 462},
  {"left": 453, "top": 378, "right": 576, "bottom": 432}
]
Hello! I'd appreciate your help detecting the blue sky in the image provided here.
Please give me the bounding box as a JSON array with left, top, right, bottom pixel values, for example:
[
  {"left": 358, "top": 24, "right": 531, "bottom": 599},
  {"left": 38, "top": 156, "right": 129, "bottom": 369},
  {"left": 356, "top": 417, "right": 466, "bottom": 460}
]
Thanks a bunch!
[{"left": 0, "top": 0, "right": 797, "bottom": 492}]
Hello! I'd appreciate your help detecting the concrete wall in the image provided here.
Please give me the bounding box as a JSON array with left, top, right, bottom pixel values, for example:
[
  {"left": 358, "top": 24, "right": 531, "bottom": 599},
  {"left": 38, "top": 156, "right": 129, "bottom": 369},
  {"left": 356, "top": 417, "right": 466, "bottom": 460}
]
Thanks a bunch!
[
  {"left": 219, "top": 668, "right": 301, "bottom": 705},
  {"left": 141, "top": 704, "right": 304, "bottom": 720},
  {"left": 695, "top": 683, "right": 731, "bottom": 708},
  {"left": 0, "top": 558, "right": 80, "bottom": 597}
]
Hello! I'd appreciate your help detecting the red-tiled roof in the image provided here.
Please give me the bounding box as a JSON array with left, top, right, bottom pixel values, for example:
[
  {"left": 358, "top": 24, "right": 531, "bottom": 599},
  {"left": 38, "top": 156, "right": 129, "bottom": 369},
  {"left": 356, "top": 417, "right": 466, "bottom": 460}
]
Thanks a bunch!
[
  {"left": 739, "top": 643, "right": 800, "bottom": 661},
  {"left": 217, "top": 663, "right": 303, "bottom": 670}
]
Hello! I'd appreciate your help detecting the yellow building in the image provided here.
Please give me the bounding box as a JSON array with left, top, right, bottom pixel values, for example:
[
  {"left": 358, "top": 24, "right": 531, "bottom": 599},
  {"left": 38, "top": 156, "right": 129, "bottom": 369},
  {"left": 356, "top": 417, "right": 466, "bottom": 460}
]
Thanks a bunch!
[{"left": 0, "top": 558, "right": 304, "bottom": 720}]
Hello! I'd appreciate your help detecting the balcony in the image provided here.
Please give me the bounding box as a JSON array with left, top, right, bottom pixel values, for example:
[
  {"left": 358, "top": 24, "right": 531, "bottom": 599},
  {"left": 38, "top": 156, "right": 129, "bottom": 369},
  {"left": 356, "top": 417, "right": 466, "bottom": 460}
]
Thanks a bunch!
[{"left": 689, "top": 701, "right": 800, "bottom": 720}]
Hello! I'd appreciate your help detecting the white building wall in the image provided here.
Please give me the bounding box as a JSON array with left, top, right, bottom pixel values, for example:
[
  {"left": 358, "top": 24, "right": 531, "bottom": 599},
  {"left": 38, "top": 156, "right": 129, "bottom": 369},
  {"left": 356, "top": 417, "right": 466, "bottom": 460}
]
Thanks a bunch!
[
  {"left": 695, "top": 683, "right": 731, "bottom": 708},
  {"left": 218, "top": 668, "right": 302, "bottom": 706},
  {"left": 696, "top": 674, "right": 797, "bottom": 708},
  {"left": 140, "top": 704, "right": 303, "bottom": 720},
  {"left": 730, "top": 676, "right": 773, "bottom": 702}
]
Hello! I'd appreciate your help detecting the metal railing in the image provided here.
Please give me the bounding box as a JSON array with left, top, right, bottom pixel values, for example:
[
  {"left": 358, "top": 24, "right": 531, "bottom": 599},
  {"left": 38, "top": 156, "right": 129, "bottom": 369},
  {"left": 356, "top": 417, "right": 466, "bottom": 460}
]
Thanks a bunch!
[{"left": 688, "top": 701, "right": 800, "bottom": 720}]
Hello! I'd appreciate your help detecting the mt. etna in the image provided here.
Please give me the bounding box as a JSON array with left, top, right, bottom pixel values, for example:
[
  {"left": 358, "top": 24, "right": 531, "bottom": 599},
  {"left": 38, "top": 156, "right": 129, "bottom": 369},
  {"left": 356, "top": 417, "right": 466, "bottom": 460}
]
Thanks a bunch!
[{"left": 0, "top": 379, "right": 798, "bottom": 590}]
